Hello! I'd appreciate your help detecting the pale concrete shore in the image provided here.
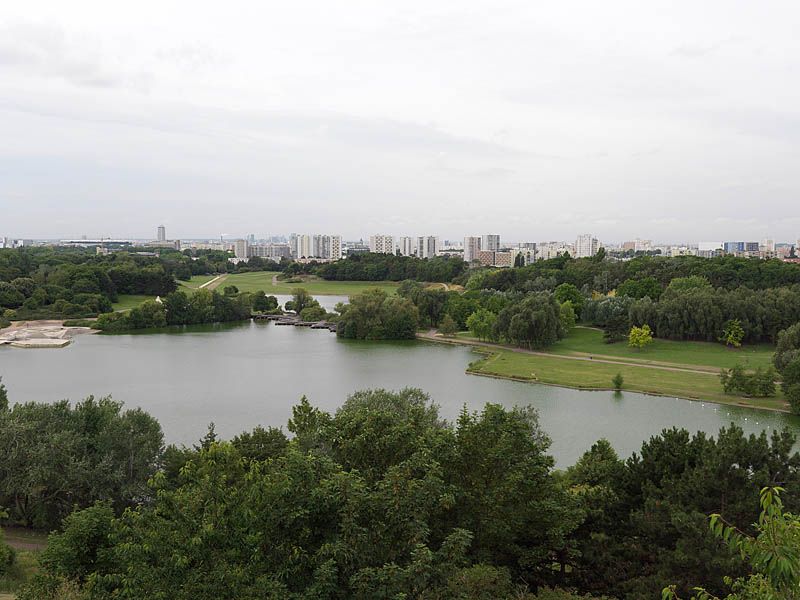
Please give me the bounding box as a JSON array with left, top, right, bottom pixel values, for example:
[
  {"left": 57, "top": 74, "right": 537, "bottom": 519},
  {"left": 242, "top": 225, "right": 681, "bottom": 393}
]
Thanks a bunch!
[{"left": 0, "top": 320, "right": 97, "bottom": 349}]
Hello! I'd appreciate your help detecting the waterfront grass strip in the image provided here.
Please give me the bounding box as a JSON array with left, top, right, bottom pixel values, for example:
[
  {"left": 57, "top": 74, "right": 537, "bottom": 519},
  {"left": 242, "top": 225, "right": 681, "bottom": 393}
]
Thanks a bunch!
[{"left": 467, "top": 348, "right": 788, "bottom": 412}]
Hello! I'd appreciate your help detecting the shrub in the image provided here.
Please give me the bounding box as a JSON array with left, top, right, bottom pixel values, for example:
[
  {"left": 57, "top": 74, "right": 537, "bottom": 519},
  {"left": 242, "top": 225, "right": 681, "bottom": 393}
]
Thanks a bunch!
[{"left": 612, "top": 373, "right": 624, "bottom": 391}]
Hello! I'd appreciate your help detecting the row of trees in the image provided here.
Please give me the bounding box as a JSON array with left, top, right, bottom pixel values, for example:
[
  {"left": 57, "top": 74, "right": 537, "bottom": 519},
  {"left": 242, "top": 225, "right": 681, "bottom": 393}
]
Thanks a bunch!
[
  {"left": 0, "top": 248, "right": 177, "bottom": 320},
  {"left": 94, "top": 289, "right": 255, "bottom": 332},
  {"left": 472, "top": 254, "right": 800, "bottom": 295},
  {"left": 316, "top": 253, "right": 467, "bottom": 283},
  {"left": 6, "top": 386, "right": 800, "bottom": 599},
  {"left": 583, "top": 280, "right": 800, "bottom": 344}
]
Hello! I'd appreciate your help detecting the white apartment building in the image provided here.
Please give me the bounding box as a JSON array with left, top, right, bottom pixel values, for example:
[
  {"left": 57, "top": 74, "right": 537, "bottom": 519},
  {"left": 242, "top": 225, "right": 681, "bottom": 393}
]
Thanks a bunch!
[
  {"left": 464, "top": 236, "right": 482, "bottom": 263},
  {"left": 157, "top": 225, "right": 166, "bottom": 242},
  {"left": 575, "top": 234, "right": 599, "bottom": 258},
  {"left": 291, "top": 234, "right": 341, "bottom": 259},
  {"left": 369, "top": 235, "right": 395, "bottom": 254},
  {"left": 397, "top": 236, "right": 415, "bottom": 257},
  {"left": 416, "top": 236, "right": 439, "bottom": 259},
  {"left": 481, "top": 234, "right": 500, "bottom": 252},
  {"left": 233, "top": 239, "right": 249, "bottom": 259},
  {"left": 538, "top": 241, "right": 575, "bottom": 260}
]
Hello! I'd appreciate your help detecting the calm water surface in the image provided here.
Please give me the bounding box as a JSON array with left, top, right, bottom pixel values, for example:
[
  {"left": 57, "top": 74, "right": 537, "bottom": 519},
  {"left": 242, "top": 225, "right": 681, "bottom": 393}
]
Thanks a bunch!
[{"left": 2, "top": 321, "right": 798, "bottom": 467}]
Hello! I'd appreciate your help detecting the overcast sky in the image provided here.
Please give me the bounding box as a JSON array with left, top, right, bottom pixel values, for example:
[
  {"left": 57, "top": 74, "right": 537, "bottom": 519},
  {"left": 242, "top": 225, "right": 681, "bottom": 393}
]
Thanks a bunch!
[{"left": 1, "top": 1, "right": 798, "bottom": 243}]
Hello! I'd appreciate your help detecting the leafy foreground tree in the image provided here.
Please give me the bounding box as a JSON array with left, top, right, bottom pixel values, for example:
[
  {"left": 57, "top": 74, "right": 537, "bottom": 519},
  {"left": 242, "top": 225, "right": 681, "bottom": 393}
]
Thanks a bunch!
[
  {"left": 0, "top": 394, "right": 163, "bottom": 529},
  {"left": 21, "top": 389, "right": 586, "bottom": 599},
  {"left": 663, "top": 487, "right": 800, "bottom": 599}
]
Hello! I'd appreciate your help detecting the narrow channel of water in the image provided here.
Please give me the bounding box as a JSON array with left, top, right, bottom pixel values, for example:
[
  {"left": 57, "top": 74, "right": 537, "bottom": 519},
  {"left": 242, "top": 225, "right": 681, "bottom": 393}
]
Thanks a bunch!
[{"left": 2, "top": 321, "right": 797, "bottom": 467}]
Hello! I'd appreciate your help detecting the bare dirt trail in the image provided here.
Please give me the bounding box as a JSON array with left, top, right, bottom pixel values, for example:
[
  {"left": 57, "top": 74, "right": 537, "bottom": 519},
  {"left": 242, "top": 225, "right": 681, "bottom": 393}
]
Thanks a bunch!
[{"left": 200, "top": 274, "right": 227, "bottom": 291}]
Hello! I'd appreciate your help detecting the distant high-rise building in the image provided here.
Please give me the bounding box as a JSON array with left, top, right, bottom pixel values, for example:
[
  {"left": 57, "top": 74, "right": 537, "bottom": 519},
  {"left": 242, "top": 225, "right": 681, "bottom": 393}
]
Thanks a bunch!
[
  {"left": 575, "top": 234, "right": 599, "bottom": 258},
  {"left": 233, "top": 239, "right": 249, "bottom": 259},
  {"left": 291, "top": 234, "right": 341, "bottom": 259},
  {"left": 369, "top": 235, "right": 395, "bottom": 254},
  {"left": 397, "top": 237, "right": 415, "bottom": 257},
  {"left": 416, "top": 236, "right": 439, "bottom": 259},
  {"left": 157, "top": 225, "right": 166, "bottom": 242},
  {"left": 464, "top": 236, "right": 482, "bottom": 263},
  {"left": 761, "top": 239, "right": 775, "bottom": 252},
  {"left": 481, "top": 234, "right": 500, "bottom": 252}
]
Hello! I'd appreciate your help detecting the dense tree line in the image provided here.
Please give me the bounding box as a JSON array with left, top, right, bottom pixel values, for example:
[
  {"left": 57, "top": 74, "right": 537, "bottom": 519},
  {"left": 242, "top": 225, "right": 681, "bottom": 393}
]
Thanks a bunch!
[
  {"left": 0, "top": 394, "right": 162, "bottom": 530},
  {"left": 4, "top": 386, "right": 799, "bottom": 599},
  {"left": 472, "top": 254, "right": 800, "bottom": 295},
  {"left": 316, "top": 253, "right": 466, "bottom": 283},
  {"left": 94, "top": 288, "right": 254, "bottom": 332},
  {"left": 0, "top": 248, "right": 176, "bottom": 321},
  {"left": 336, "top": 289, "right": 419, "bottom": 339},
  {"left": 584, "top": 279, "right": 800, "bottom": 344}
]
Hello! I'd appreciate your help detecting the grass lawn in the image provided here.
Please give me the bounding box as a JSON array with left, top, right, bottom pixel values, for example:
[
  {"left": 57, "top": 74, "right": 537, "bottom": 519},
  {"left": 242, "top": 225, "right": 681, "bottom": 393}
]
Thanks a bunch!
[
  {"left": 468, "top": 349, "right": 788, "bottom": 412},
  {"left": 177, "top": 274, "right": 218, "bottom": 290},
  {"left": 112, "top": 294, "right": 153, "bottom": 311},
  {"left": 217, "top": 272, "right": 400, "bottom": 296},
  {"left": 549, "top": 327, "right": 776, "bottom": 370},
  {"left": 0, "top": 527, "right": 46, "bottom": 596}
]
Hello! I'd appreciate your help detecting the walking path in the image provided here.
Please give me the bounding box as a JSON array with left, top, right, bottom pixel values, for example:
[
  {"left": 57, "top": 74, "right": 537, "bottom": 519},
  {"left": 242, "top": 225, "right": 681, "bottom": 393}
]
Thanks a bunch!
[
  {"left": 416, "top": 330, "right": 720, "bottom": 376},
  {"left": 200, "top": 274, "right": 227, "bottom": 290}
]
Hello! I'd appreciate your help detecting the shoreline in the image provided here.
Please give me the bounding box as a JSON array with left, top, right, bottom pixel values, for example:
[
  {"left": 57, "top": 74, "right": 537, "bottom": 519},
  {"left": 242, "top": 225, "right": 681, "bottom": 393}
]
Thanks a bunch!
[{"left": 417, "top": 332, "right": 792, "bottom": 415}]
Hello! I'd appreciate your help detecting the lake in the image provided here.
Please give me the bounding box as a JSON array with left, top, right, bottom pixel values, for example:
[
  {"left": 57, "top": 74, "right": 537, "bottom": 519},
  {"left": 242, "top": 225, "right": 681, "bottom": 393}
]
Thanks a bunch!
[{"left": 2, "top": 320, "right": 798, "bottom": 467}]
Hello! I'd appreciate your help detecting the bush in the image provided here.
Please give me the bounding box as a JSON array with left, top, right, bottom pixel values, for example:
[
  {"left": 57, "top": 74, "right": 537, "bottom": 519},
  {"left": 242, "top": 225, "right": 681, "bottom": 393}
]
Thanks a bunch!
[
  {"left": 299, "top": 306, "right": 327, "bottom": 322},
  {"left": 787, "top": 384, "right": 800, "bottom": 415},
  {"left": 720, "top": 364, "right": 777, "bottom": 397},
  {"left": 0, "top": 528, "right": 15, "bottom": 575},
  {"left": 612, "top": 373, "right": 624, "bottom": 391}
]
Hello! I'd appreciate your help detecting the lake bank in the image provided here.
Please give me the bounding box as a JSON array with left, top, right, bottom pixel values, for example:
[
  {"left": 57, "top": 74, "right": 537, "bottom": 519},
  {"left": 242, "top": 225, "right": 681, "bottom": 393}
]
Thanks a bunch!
[{"left": 417, "top": 330, "right": 790, "bottom": 413}]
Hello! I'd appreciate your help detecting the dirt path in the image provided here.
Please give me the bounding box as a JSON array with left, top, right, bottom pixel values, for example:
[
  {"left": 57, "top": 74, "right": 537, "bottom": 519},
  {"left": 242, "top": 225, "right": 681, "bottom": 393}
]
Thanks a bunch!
[
  {"left": 2, "top": 527, "right": 47, "bottom": 552},
  {"left": 271, "top": 273, "right": 279, "bottom": 286},
  {"left": 200, "top": 274, "right": 227, "bottom": 291},
  {"left": 417, "top": 330, "right": 720, "bottom": 376}
]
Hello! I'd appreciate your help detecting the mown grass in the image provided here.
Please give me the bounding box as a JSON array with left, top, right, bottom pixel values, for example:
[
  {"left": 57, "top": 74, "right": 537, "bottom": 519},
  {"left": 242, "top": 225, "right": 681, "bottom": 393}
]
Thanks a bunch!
[
  {"left": 467, "top": 349, "right": 788, "bottom": 411},
  {"left": 549, "top": 327, "right": 776, "bottom": 370},
  {"left": 217, "top": 272, "right": 400, "bottom": 296},
  {"left": 177, "top": 274, "right": 218, "bottom": 290},
  {"left": 111, "top": 294, "right": 153, "bottom": 312}
]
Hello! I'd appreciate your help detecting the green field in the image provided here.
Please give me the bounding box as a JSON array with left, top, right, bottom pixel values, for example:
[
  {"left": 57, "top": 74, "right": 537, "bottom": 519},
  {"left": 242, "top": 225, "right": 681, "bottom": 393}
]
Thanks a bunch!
[
  {"left": 112, "top": 294, "right": 153, "bottom": 311},
  {"left": 177, "top": 274, "right": 218, "bottom": 290},
  {"left": 549, "top": 327, "right": 776, "bottom": 370},
  {"left": 202, "top": 272, "right": 400, "bottom": 296},
  {"left": 467, "top": 348, "right": 788, "bottom": 411}
]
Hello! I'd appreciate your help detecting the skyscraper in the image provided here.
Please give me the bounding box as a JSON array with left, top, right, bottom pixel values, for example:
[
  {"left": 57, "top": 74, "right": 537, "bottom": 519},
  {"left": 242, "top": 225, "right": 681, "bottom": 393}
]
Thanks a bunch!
[
  {"left": 369, "top": 235, "right": 395, "bottom": 254},
  {"left": 416, "top": 236, "right": 439, "bottom": 259},
  {"left": 575, "top": 234, "right": 599, "bottom": 258},
  {"left": 464, "top": 236, "right": 481, "bottom": 263},
  {"left": 397, "top": 237, "right": 415, "bottom": 257},
  {"left": 481, "top": 234, "right": 500, "bottom": 252},
  {"left": 157, "top": 225, "right": 166, "bottom": 242}
]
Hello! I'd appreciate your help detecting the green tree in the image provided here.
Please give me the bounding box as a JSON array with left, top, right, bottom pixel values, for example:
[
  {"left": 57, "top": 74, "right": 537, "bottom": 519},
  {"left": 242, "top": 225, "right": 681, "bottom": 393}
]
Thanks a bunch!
[
  {"left": 663, "top": 487, "right": 800, "bottom": 599},
  {"left": 223, "top": 285, "right": 239, "bottom": 296},
  {"left": 438, "top": 313, "right": 458, "bottom": 336},
  {"left": 611, "top": 373, "right": 623, "bottom": 391},
  {"left": 251, "top": 290, "right": 278, "bottom": 313},
  {"left": 560, "top": 301, "right": 577, "bottom": 330},
  {"left": 466, "top": 309, "right": 497, "bottom": 342},
  {"left": 494, "top": 292, "right": 564, "bottom": 350},
  {"left": 0, "top": 376, "right": 8, "bottom": 412},
  {"left": 720, "top": 319, "right": 745, "bottom": 348},
  {"left": 628, "top": 324, "right": 653, "bottom": 349},
  {"left": 299, "top": 305, "right": 327, "bottom": 322},
  {"left": 554, "top": 283, "right": 585, "bottom": 317},
  {"left": 287, "top": 288, "right": 319, "bottom": 314}
]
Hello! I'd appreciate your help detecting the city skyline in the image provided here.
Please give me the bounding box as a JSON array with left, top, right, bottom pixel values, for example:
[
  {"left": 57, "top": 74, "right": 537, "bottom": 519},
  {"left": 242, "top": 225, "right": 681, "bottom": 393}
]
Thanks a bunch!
[{"left": 2, "top": 2, "right": 800, "bottom": 241}]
